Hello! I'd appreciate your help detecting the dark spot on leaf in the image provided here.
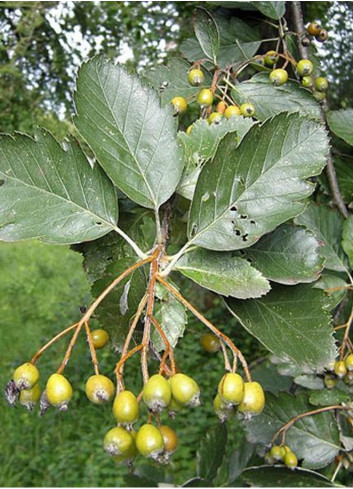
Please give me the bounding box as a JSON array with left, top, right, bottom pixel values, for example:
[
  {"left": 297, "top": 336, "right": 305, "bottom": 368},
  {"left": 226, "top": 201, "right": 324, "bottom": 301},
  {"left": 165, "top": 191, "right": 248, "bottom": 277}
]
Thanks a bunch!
[
  {"left": 242, "top": 234, "right": 248, "bottom": 242},
  {"left": 247, "top": 258, "right": 252, "bottom": 263},
  {"left": 230, "top": 206, "right": 237, "bottom": 212},
  {"left": 190, "top": 224, "right": 198, "bottom": 237},
  {"left": 240, "top": 215, "right": 247, "bottom": 219},
  {"left": 96, "top": 222, "right": 102, "bottom": 226},
  {"left": 250, "top": 220, "right": 256, "bottom": 224},
  {"left": 239, "top": 250, "right": 246, "bottom": 256},
  {"left": 0, "top": 179, "right": 5, "bottom": 186},
  {"left": 234, "top": 229, "right": 241, "bottom": 236}
]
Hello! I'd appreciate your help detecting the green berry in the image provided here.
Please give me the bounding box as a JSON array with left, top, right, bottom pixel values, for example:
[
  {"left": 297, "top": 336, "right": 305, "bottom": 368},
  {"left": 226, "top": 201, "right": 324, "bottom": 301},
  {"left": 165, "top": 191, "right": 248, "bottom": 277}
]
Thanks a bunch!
[
  {"left": 334, "top": 360, "right": 347, "bottom": 378},
  {"left": 197, "top": 88, "right": 213, "bottom": 107},
  {"left": 297, "top": 59, "right": 314, "bottom": 76},
  {"left": 19, "top": 383, "right": 41, "bottom": 410},
  {"left": 264, "top": 50, "right": 279, "bottom": 66},
  {"left": 143, "top": 374, "right": 172, "bottom": 412},
  {"left": 85, "top": 374, "right": 115, "bottom": 405},
  {"left": 269, "top": 445, "right": 284, "bottom": 461},
  {"left": 135, "top": 424, "right": 164, "bottom": 460},
  {"left": 200, "top": 333, "right": 221, "bottom": 352},
  {"left": 207, "top": 112, "right": 223, "bottom": 125},
  {"left": 301, "top": 75, "right": 314, "bottom": 88},
  {"left": 313, "top": 90, "right": 326, "bottom": 101},
  {"left": 46, "top": 373, "right": 73, "bottom": 411},
  {"left": 284, "top": 451, "right": 298, "bottom": 469},
  {"left": 113, "top": 390, "right": 139, "bottom": 425},
  {"left": 240, "top": 103, "right": 255, "bottom": 117},
  {"left": 104, "top": 426, "right": 136, "bottom": 458},
  {"left": 315, "top": 77, "right": 328, "bottom": 92},
  {"left": 169, "top": 373, "right": 200, "bottom": 407},
  {"left": 238, "top": 381, "right": 265, "bottom": 418},
  {"left": 188, "top": 68, "right": 204, "bottom": 86},
  {"left": 218, "top": 373, "right": 244, "bottom": 405},
  {"left": 13, "top": 363, "right": 39, "bottom": 390},
  {"left": 224, "top": 105, "right": 241, "bottom": 118},
  {"left": 213, "top": 394, "right": 234, "bottom": 422},
  {"left": 324, "top": 373, "right": 337, "bottom": 389},
  {"left": 91, "top": 329, "right": 109, "bottom": 349},
  {"left": 171, "top": 96, "right": 187, "bottom": 114},
  {"left": 269, "top": 68, "right": 288, "bottom": 86}
]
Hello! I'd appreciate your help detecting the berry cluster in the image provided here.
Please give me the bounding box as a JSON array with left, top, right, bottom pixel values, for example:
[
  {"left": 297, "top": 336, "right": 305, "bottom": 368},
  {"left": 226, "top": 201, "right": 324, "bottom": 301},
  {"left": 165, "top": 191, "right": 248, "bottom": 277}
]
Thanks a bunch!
[
  {"left": 213, "top": 373, "right": 265, "bottom": 422},
  {"left": 265, "top": 444, "right": 298, "bottom": 470},
  {"left": 171, "top": 66, "right": 256, "bottom": 134},
  {"left": 324, "top": 354, "right": 353, "bottom": 388}
]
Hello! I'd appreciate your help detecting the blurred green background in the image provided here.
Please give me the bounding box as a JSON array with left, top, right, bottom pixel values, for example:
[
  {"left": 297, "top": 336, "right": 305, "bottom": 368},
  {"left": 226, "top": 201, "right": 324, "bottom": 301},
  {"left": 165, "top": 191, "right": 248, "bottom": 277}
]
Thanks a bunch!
[{"left": 1, "top": 1, "right": 353, "bottom": 486}]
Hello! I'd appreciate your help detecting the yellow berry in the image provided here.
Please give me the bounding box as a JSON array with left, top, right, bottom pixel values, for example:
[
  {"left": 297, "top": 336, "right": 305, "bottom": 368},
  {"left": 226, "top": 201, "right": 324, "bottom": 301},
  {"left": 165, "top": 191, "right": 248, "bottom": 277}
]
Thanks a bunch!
[
  {"left": 169, "top": 373, "right": 200, "bottom": 407},
  {"left": 334, "top": 360, "right": 347, "bottom": 378},
  {"left": 269, "top": 68, "right": 288, "bottom": 86},
  {"left": 13, "top": 363, "right": 39, "bottom": 390},
  {"left": 284, "top": 451, "right": 298, "bottom": 469},
  {"left": 345, "top": 354, "right": 353, "bottom": 371},
  {"left": 218, "top": 373, "right": 244, "bottom": 405},
  {"left": 224, "top": 105, "right": 242, "bottom": 118},
  {"left": 104, "top": 426, "right": 136, "bottom": 458},
  {"left": 159, "top": 425, "right": 178, "bottom": 453},
  {"left": 19, "top": 383, "right": 41, "bottom": 410},
  {"left": 238, "top": 381, "right": 265, "bottom": 417},
  {"left": 200, "top": 333, "right": 221, "bottom": 353},
  {"left": 46, "top": 373, "right": 73, "bottom": 410},
  {"left": 297, "top": 59, "right": 314, "bottom": 76},
  {"left": 171, "top": 96, "right": 187, "bottom": 114},
  {"left": 91, "top": 329, "right": 109, "bottom": 349},
  {"left": 264, "top": 50, "right": 279, "bottom": 66},
  {"left": 240, "top": 103, "right": 255, "bottom": 117},
  {"left": 85, "top": 374, "right": 115, "bottom": 405},
  {"left": 135, "top": 424, "right": 164, "bottom": 459},
  {"left": 143, "top": 374, "right": 172, "bottom": 412},
  {"left": 307, "top": 22, "right": 321, "bottom": 36},
  {"left": 207, "top": 112, "right": 223, "bottom": 125},
  {"left": 113, "top": 390, "right": 139, "bottom": 424},
  {"left": 197, "top": 88, "right": 213, "bottom": 107},
  {"left": 213, "top": 394, "right": 234, "bottom": 422},
  {"left": 188, "top": 68, "right": 204, "bottom": 86},
  {"left": 315, "top": 77, "right": 328, "bottom": 92}
]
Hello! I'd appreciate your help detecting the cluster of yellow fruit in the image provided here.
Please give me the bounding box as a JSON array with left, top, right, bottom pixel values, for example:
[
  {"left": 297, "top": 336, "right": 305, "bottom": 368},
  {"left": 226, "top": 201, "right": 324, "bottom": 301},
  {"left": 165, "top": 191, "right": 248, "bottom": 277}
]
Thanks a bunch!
[
  {"left": 170, "top": 67, "right": 255, "bottom": 133},
  {"left": 264, "top": 52, "right": 329, "bottom": 101},
  {"left": 213, "top": 372, "right": 265, "bottom": 422},
  {"left": 307, "top": 21, "right": 328, "bottom": 43},
  {"left": 325, "top": 354, "right": 353, "bottom": 389},
  {"left": 104, "top": 372, "right": 199, "bottom": 464},
  {"left": 265, "top": 444, "right": 298, "bottom": 469}
]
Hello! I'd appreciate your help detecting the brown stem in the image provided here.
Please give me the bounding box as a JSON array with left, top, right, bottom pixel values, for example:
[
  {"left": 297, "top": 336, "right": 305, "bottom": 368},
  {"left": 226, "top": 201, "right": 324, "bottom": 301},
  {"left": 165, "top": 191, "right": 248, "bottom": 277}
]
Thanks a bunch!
[
  {"left": 339, "top": 305, "right": 353, "bottom": 359},
  {"left": 220, "top": 341, "right": 232, "bottom": 371},
  {"left": 115, "top": 344, "right": 144, "bottom": 378},
  {"left": 272, "top": 404, "right": 351, "bottom": 445},
  {"left": 117, "top": 293, "right": 148, "bottom": 387},
  {"left": 141, "top": 249, "right": 160, "bottom": 383},
  {"left": 290, "top": 0, "right": 348, "bottom": 218},
  {"left": 31, "top": 323, "right": 78, "bottom": 364},
  {"left": 156, "top": 275, "right": 251, "bottom": 382},
  {"left": 57, "top": 323, "right": 84, "bottom": 374},
  {"left": 84, "top": 321, "right": 99, "bottom": 376},
  {"left": 150, "top": 315, "right": 176, "bottom": 375}
]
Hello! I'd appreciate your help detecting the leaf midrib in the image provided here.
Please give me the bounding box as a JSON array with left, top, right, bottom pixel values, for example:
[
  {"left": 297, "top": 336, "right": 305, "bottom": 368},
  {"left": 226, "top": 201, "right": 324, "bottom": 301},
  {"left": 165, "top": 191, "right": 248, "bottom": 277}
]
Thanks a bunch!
[{"left": 94, "top": 63, "right": 158, "bottom": 209}]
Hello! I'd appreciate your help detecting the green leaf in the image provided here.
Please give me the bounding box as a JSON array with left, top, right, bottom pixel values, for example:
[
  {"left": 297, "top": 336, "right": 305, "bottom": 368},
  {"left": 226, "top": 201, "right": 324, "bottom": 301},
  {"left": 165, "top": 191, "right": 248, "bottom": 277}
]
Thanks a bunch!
[
  {"left": 313, "top": 273, "right": 348, "bottom": 310},
  {"left": 178, "top": 117, "right": 255, "bottom": 200},
  {"left": 342, "top": 215, "right": 353, "bottom": 269},
  {"left": 243, "top": 466, "right": 336, "bottom": 487},
  {"left": 0, "top": 130, "right": 118, "bottom": 245},
  {"left": 197, "top": 423, "right": 227, "bottom": 482},
  {"left": 244, "top": 392, "right": 340, "bottom": 469},
  {"left": 123, "top": 475, "right": 158, "bottom": 487},
  {"left": 194, "top": 8, "right": 219, "bottom": 64},
  {"left": 227, "top": 442, "right": 254, "bottom": 483},
  {"left": 151, "top": 284, "right": 187, "bottom": 351},
  {"left": 74, "top": 56, "right": 184, "bottom": 210},
  {"left": 251, "top": 1, "right": 286, "bottom": 19},
  {"left": 295, "top": 203, "right": 349, "bottom": 274},
  {"left": 181, "top": 15, "right": 260, "bottom": 70},
  {"left": 252, "top": 362, "right": 292, "bottom": 395},
  {"left": 175, "top": 248, "right": 270, "bottom": 299},
  {"left": 241, "top": 224, "right": 325, "bottom": 285},
  {"left": 327, "top": 109, "right": 353, "bottom": 146},
  {"left": 145, "top": 58, "right": 212, "bottom": 106},
  {"left": 309, "top": 388, "right": 351, "bottom": 407},
  {"left": 226, "top": 284, "right": 336, "bottom": 373},
  {"left": 182, "top": 478, "right": 211, "bottom": 487},
  {"left": 294, "top": 374, "right": 324, "bottom": 390},
  {"left": 231, "top": 74, "right": 322, "bottom": 121},
  {"left": 334, "top": 156, "right": 353, "bottom": 204},
  {"left": 188, "top": 113, "right": 329, "bottom": 251}
]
